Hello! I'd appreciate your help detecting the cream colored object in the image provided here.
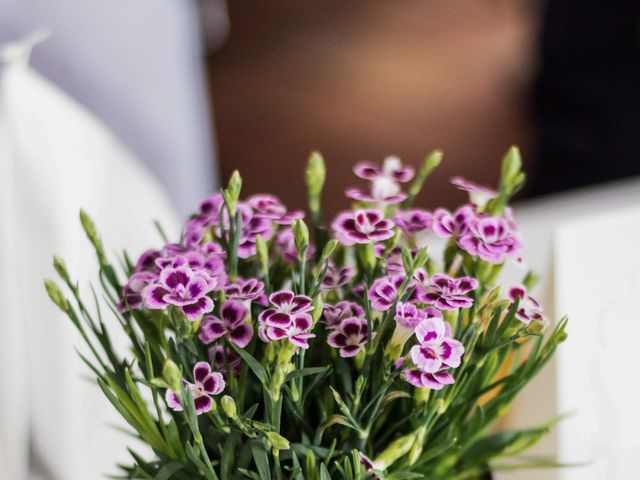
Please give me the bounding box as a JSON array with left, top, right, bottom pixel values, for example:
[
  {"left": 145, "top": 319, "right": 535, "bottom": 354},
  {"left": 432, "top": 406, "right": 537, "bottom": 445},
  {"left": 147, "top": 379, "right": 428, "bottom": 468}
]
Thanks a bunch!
[
  {"left": 497, "top": 179, "right": 640, "bottom": 480},
  {"left": 0, "top": 36, "right": 180, "bottom": 479}
]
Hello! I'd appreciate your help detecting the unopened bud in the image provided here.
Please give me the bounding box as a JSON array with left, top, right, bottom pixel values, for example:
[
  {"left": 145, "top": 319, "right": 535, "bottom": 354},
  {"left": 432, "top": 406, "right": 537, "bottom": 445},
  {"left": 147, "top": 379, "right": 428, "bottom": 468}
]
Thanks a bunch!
[
  {"left": 220, "top": 395, "right": 237, "bottom": 420},
  {"left": 292, "top": 219, "right": 309, "bottom": 260},
  {"left": 266, "top": 431, "right": 290, "bottom": 451},
  {"left": 319, "top": 239, "right": 338, "bottom": 265},
  {"left": 162, "top": 359, "right": 182, "bottom": 392},
  {"left": 44, "top": 279, "right": 68, "bottom": 312},
  {"left": 255, "top": 235, "right": 269, "bottom": 273},
  {"left": 53, "top": 256, "right": 70, "bottom": 283},
  {"left": 305, "top": 151, "right": 326, "bottom": 213},
  {"left": 223, "top": 170, "right": 243, "bottom": 215},
  {"left": 525, "top": 318, "right": 547, "bottom": 335}
]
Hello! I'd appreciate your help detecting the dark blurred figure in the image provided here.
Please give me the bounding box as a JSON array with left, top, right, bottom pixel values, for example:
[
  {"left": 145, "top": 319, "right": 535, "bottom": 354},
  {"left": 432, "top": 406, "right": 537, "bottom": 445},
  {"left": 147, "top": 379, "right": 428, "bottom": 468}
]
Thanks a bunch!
[{"left": 532, "top": 0, "right": 640, "bottom": 194}]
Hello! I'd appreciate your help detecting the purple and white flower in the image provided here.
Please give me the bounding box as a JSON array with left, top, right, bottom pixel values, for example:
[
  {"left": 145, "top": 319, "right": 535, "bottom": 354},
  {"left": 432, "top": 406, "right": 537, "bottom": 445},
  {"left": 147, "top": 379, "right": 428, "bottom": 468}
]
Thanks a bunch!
[
  {"left": 259, "top": 313, "right": 316, "bottom": 349},
  {"left": 358, "top": 452, "right": 384, "bottom": 479},
  {"left": 198, "top": 300, "right": 254, "bottom": 348},
  {"left": 350, "top": 156, "right": 414, "bottom": 204},
  {"left": 224, "top": 278, "right": 265, "bottom": 302},
  {"left": 432, "top": 205, "right": 476, "bottom": 238},
  {"left": 508, "top": 285, "right": 547, "bottom": 327},
  {"left": 457, "top": 216, "right": 521, "bottom": 264},
  {"left": 327, "top": 317, "right": 371, "bottom": 358},
  {"left": 322, "top": 301, "right": 365, "bottom": 328},
  {"left": 117, "top": 271, "right": 157, "bottom": 312},
  {"left": 321, "top": 264, "right": 355, "bottom": 291},
  {"left": 209, "top": 345, "right": 242, "bottom": 376},
  {"left": 258, "top": 290, "right": 316, "bottom": 348},
  {"left": 403, "top": 368, "right": 455, "bottom": 390},
  {"left": 410, "top": 316, "right": 464, "bottom": 373},
  {"left": 166, "top": 362, "right": 225, "bottom": 415},
  {"left": 451, "top": 176, "right": 498, "bottom": 208},
  {"left": 390, "top": 303, "right": 441, "bottom": 348},
  {"left": 420, "top": 274, "right": 478, "bottom": 311},
  {"left": 141, "top": 261, "right": 215, "bottom": 320},
  {"left": 393, "top": 209, "right": 433, "bottom": 235},
  {"left": 248, "top": 194, "right": 304, "bottom": 225},
  {"left": 368, "top": 274, "right": 417, "bottom": 311},
  {"left": 332, "top": 209, "right": 395, "bottom": 246}
]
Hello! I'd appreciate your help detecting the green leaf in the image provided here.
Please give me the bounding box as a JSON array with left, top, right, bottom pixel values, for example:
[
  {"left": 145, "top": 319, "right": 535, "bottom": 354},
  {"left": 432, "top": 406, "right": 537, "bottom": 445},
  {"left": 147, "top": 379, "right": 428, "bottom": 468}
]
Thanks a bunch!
[
  {"left": 319, "top": 463, "right": 331, "bottom": 480},
  {"left": 231, "top": 344, "right": 268, "bottom": 385},
  {"left": 286, "top": 366, "right": 331, "bottom": 381},
  {"left": 250, "top": 440, "right": 271, "bottom": 480},
  {"left": 153, "top": 461, "right": 184, "bottom": 480}
]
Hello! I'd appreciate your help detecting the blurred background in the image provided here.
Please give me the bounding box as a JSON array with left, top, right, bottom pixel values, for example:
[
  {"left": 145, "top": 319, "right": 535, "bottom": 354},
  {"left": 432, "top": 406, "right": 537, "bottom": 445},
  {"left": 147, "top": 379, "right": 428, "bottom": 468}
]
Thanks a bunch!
[{"left": 2, "top": 0, "right": 640, "bottom": 479}]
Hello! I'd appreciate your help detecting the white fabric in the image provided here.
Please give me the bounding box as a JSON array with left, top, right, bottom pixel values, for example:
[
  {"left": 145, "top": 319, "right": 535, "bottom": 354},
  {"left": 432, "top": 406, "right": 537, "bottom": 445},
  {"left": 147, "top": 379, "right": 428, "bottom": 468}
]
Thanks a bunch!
[
  {"left": 0, "top": 36, "right": 180, "bottom": 479},
  {"left": 0, "top": 0, "right": 219, "bottom": 217}
]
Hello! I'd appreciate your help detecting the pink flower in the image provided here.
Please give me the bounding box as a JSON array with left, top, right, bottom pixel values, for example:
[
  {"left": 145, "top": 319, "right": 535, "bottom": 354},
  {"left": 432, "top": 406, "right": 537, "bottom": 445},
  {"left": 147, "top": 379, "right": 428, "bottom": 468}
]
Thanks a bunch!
[
  {"left": 432, "top": 205, "right": 476, "bottom": 238},
  {"left": 393, "top": 209, "right": 433, "bottom": 235},
  {"left": 257, "top": 291, "right": 316, "bottom": 349},
  {"left": 332, "top": 209, "right": 395, "bottom": 246},
  {"left": 348, "top": 156, "right": 414, "bottom": 205},
  {"left": 410, "top": 317, "right": 464, "bottom": 372},
  {"left": 209, "top": 345, "right": 242, "bottom": 376},
  {"left": 321, "top": 264, "right": 355, "bottom": 291},
  {"left": 327, "top": 317, "right": 371, "bottom": 358},
  {"left": 247, "top": 193, "right": 304, "bottom": 225},
  {"left": 419, "top": 274, "right": 478, "bottom": 311},
  {"left": 508, "top": 285, "right": 547, "bottom": 328},
  {"left": 368, "top": 274, "right": 405, "bottom": 312},
  {"left": 388, "top": 303, "right": 441, "bottom": 353},
  {"left": 403, "top": 316, "right": 464, "bottom": 390},
  {"left": 457, "top": 216, "right": 521, "bottom": 264},
  {"left": 451, "top": 176, "right": 497, "bottom": 207},
  {"left": 403, "top": 368, "right": 455, "bottom": 390},
  {"left": 198, "top": 300, "right": 254, "bottom": 348},
  {"left": 166, "top": 362, "right": 225, "bottom": 415},
  {"left": 141, "top": 258, "right": 215, "bottom": 320},
  {"left": 224, "top": 278, "right": 265, "bottom": 302},
  {"left": 322, "top": 301, "right": 365, "bottom": 328}
]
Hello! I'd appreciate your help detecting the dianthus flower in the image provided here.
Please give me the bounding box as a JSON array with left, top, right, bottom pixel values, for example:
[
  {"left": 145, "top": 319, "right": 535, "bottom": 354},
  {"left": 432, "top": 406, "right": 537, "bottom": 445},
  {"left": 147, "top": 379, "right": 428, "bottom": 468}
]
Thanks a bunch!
[
  {"left": 198, "top": 300, "right": 254, "bottom": 348},
  {"left": 332, "top": 209, "right": 394, "bottom": 245},
  {"left": 457, "top": 216, "right": 521, "bottom": 264},
  {"left": 166, "top": 362, "right": 225, "bottom": 415},
  {"left": 419, "top": 274, "right": 478, "bottom": 311}
]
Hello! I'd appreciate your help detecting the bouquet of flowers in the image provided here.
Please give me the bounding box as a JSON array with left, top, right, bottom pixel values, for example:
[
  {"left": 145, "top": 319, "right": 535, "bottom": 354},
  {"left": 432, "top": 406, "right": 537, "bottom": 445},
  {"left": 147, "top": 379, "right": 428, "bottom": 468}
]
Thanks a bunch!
[{"left": 46, "top": 147, "right": 567, "bottom": 480}]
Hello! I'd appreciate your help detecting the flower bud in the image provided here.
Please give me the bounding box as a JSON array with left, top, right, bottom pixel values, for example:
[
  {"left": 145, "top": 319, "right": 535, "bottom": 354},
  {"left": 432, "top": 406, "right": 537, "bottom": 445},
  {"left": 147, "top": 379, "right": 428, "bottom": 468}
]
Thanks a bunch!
[
  {"left": 222, "top": 170, "right": 242, "bottom": 215},
  {"left": 79, "top": 209, "right": 97, "bottom": 240},
  {"left": 319, "top": 239, "right": 338, "bottom": 265},
  {"left": 44, "top": 279, "right": 69, "bottom": 312},
  {"left": 500, "top": 146, "right": 522, "bottom": 194},
  {"left": 305, "top": 151, "right": 326, "bottom": 213},
  {"left": 292, "top": 219, "right": 309, "bottom": 260},
  {"left": 220, "top": 395, "right": 237, "bottom": 420},
  {"left": 53, "top": 256, "right": 70, "bottom": 283},
  {"left": 311, "top": 294, "right": 324, "bottom": 325},
  {"left": 373, "top": 430, "right": 418, "bottom": 470},
  {"left": 408, "top": 426, "right": 427, "bottom": 465},
  {"left": 80, "top": 210, "right": 106, "bottom": 264},
  {"left": 162, "top": 359, "right": 182, "bottom": 392},
  {"left": 525, "top": 318, "right": 547, "bottom": 335},
  {"left": 255, "top": 235, "right": 269, "bottom": 274},
  {"left": 266, "top": 431, "right": 290, "bottom": 451}
]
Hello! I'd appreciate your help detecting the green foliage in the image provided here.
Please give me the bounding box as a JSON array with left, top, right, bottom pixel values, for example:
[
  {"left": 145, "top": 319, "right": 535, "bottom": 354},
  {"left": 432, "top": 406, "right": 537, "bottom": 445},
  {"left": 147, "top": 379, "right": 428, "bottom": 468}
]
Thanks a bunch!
[{"left": 47, "top": 149, "right": 567, "bottom": 479}]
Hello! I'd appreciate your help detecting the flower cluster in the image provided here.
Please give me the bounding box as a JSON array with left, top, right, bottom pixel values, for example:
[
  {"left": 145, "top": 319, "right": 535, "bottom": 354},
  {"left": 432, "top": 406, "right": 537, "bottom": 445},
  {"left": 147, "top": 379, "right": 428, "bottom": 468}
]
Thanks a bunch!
[{"left": 48, "top": 148, "right": 566, "bottom": 480}]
